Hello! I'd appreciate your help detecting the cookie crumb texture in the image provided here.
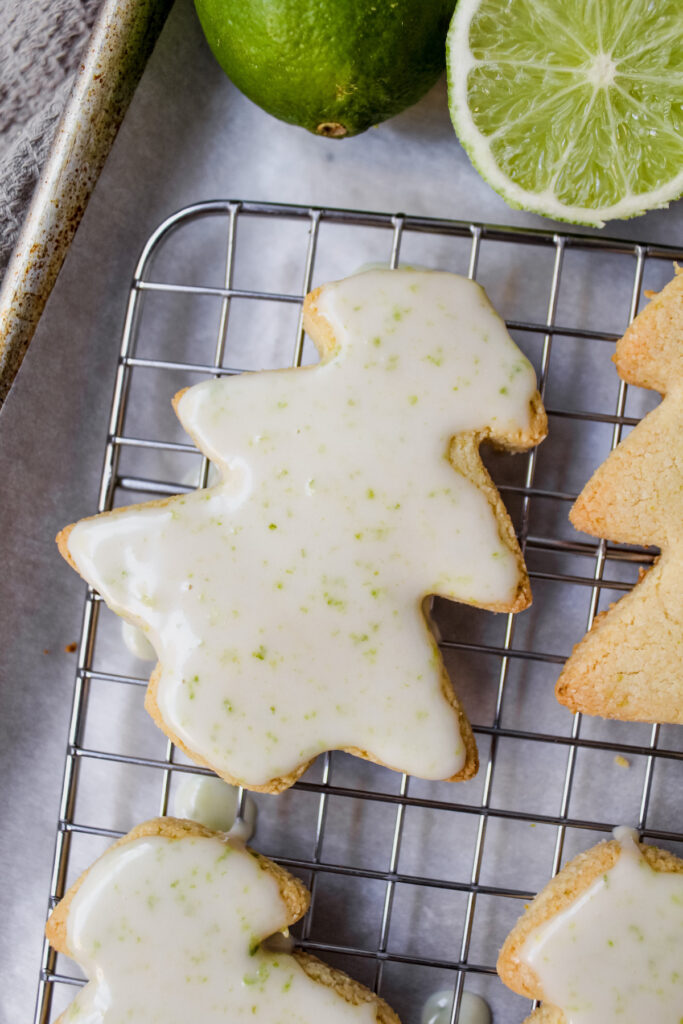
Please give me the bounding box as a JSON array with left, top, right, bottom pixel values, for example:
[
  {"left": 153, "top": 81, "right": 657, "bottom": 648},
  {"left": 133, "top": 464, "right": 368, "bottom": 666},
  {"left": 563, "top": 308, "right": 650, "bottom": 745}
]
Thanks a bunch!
[
  {"left": 59, "top": 269, "right": 545, "bottom": 791},
  {"left": 557, "top": 267, "right": 683, "bottom": 723},
  {"left": 46, "top": 818, "right": 400, "bottom": 1024},
  {"left": 497, "top": 832, "right": 683, "bottom": 1023}
]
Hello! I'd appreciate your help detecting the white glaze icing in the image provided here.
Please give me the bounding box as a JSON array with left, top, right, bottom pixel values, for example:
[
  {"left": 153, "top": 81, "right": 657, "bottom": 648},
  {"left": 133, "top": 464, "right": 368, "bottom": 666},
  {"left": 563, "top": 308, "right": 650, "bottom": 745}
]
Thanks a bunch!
[
  {"left": 60, "top": 830, "right": 377, "bottom": 1023},
  {"left": 120, "top": 464, "right": 219, "bottom": 662},
  {"left": 120, "top": 620, "right": 156, "bottom": 661},
  {"left": 181, "top": 461, "right": 221, "bottom": 489},
  {"left": 520, "top": 828, "right": 683, "bottom": 1023},
  {"left": 171, "top": 774, "right": 256, "bottom": 837},
  {"left": 612, "top": 824, "right": 640, "bottom": 853},
  {"left": 66, "top": 269, "right": 540, "bottom": 787},
  {"left": 421, "top": 989, "right": 492, "bottom": 1024}
]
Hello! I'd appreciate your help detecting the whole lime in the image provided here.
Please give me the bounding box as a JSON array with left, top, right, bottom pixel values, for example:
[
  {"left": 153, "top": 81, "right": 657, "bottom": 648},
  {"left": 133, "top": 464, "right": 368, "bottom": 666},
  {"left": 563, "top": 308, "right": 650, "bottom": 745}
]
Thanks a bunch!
[{"left": 194, "top": 0, "right": 455, "bottom": 137}]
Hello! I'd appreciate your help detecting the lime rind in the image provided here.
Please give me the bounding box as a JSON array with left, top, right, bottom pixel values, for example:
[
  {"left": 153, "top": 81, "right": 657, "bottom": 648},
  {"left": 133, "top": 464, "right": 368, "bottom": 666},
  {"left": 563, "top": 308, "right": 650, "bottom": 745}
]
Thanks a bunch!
[
  {"left": 447, "top": 0, "right": 683, "bottom": 225},
  {"left": 195, "top": 0, "right": 454, "bottom": 137}
]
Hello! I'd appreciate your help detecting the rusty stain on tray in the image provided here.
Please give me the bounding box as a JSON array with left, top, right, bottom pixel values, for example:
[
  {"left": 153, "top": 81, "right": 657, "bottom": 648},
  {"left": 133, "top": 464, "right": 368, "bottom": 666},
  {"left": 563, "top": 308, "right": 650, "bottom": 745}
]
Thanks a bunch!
[{"left": 0, "top": 0, "right": 173, "bottom": 409}]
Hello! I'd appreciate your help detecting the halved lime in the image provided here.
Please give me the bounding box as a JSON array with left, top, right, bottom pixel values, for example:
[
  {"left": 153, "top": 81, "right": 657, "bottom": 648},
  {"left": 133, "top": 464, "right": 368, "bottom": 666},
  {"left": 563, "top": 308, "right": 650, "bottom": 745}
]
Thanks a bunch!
[{"left": 447, "top": 0, "right": 683, "bottom": 225}]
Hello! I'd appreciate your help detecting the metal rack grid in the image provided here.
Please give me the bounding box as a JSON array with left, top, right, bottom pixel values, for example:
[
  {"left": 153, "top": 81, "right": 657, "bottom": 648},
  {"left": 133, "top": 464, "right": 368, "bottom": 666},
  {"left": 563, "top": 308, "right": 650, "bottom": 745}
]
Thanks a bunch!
[{"left": 35, "top": 200, "right": 683, "bottom": 1024}]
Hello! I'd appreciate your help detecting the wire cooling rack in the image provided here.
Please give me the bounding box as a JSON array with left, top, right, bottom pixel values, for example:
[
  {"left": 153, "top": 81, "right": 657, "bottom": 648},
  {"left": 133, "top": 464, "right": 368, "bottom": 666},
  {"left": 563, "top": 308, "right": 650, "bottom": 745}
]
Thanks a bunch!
[{"left": 35, "top": 200, "right": 683, "bottom": 1024}]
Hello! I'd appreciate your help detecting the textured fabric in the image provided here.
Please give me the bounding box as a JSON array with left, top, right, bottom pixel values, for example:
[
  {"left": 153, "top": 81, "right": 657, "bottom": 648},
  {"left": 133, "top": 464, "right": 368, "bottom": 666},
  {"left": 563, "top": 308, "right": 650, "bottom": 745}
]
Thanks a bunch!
[{"left": 0, "top": 0, "right": 103, "bottom": 274}]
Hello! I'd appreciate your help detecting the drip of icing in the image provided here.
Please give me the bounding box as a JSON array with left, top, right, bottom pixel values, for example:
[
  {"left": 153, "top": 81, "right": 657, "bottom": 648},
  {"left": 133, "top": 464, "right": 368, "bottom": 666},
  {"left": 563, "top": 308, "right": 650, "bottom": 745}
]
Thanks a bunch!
[
  {"left": 171, "top": 775, "right": 256, "bottom": 838},
  {"left": 612, "top": 824, "right": 640, "bottom": 855},
  {"left": 121, "top": 620, "right": 156, "bottom": 661},
  {"left": 62, "top": 832, "right": 377, "bottom": 1023},
  {"left": 229, "top": 814, "right": 257, "bottom": 844},
  {"left": 519, "top": 827, "right": 683, "bottom": 1023},
  {"left": 262, "top": 929, "right": 296, "bottom": 955},
  {"left": 181, "top": 462, "right": 221, "bottom": 490},
  {"left": 66, "top": 269, "right": 541, "bottom": 787},
  {"left": 421, "top": 989, "right": 492, "bottom": 1024}
]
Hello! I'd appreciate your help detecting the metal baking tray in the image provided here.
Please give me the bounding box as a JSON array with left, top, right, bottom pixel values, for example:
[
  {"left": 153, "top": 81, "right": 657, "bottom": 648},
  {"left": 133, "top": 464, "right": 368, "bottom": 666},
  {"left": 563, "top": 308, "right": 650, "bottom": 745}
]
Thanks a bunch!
[
  {"left": 34, "top": 199, "right": 683, "bottom": 1024},
  {"left": 0, "top": 0, "right": 172, "bottom": 407}
]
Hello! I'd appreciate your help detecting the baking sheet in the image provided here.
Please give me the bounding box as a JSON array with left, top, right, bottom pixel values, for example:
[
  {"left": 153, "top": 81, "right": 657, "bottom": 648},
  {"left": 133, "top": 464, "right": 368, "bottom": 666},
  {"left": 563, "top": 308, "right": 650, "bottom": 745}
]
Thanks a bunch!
[
  {"left": 2, "top": 1, "right": 683, "bottom": 1021},
  {"left": 0, "top": 0, "right": 173, "bottom": 405}
]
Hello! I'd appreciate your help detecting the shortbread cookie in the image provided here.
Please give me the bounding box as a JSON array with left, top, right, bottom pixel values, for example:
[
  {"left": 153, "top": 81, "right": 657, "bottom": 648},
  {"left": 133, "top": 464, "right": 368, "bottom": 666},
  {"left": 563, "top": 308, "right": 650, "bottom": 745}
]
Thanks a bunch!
[
  {"left": 57, "top": 269, "right": 546, "bottom": 791},
  {"left": 556, "top": 267, "right": 683, "bottom": 722},
  {"left": 47, "top": 817, "right": 400, "bottom": 1024},
  {"left": 497, "top": 827, "right": 683, "bottom": 1023}
]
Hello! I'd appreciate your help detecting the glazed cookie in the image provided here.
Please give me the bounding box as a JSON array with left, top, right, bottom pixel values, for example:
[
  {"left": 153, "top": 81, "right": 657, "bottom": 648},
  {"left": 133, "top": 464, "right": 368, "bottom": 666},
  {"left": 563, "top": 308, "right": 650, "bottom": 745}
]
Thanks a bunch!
[
  {"left": 58, "top": 269, "right": 546, "bottom": 791},
  {"left": 497, "top": 827, "right": 683, "bottom": 1023},
  {"left": 46, "top": 817, "right": 400, "bottom": 1024},
  {"left": 556, "top": 267, "right": 683, "bottom": 723}
]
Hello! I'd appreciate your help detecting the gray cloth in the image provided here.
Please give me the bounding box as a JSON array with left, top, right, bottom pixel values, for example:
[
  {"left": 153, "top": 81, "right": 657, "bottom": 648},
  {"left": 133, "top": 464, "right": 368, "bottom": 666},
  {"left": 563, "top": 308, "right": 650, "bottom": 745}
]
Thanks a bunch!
[{"left": 0, "top": 0, "right": 102, "bottom": 274}]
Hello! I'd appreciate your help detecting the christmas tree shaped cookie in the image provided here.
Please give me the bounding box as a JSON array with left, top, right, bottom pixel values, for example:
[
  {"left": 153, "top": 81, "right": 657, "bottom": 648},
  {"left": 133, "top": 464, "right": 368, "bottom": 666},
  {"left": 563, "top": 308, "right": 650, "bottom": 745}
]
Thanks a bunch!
[
  {"left": 556, "top": 267, "right": 683, "bottom": 723},
  {"left": 46, "top": 818, "right": 401, "bottom": 1024},
  {"left": 58, "top": 269, "right": 546, "bottom": 791},
  {"left": 497, "top": 828, "right": 683, "bottom": 1023}
]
